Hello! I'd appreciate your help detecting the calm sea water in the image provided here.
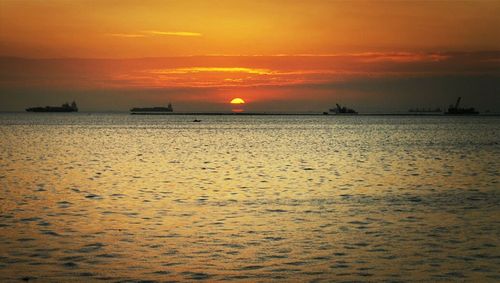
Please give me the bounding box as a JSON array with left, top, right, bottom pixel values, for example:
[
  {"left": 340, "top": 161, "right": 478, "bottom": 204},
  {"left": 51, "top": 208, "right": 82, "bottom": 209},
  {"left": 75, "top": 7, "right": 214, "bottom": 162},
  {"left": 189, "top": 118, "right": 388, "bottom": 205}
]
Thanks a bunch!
[{"left": 1, "top": 113, "right": 499, "bottom": 282}]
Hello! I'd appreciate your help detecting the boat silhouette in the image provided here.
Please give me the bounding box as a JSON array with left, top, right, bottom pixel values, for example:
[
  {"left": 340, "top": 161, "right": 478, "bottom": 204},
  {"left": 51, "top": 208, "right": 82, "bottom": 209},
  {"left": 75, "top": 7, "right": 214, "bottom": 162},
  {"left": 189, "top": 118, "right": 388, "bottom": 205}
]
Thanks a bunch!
[
  {"left": 26, "top": 101, "right": 78, "bottom": 112},
  {"left": 130, "top": 103, "right": 173, "bottom": 114}
]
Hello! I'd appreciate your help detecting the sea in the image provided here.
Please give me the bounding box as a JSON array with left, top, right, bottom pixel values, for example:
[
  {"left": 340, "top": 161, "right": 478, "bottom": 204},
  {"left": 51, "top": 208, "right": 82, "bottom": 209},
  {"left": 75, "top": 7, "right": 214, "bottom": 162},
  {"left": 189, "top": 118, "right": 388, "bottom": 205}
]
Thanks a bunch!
[{"left": 0, "top": 113, "right": 499, "bottom": 282}]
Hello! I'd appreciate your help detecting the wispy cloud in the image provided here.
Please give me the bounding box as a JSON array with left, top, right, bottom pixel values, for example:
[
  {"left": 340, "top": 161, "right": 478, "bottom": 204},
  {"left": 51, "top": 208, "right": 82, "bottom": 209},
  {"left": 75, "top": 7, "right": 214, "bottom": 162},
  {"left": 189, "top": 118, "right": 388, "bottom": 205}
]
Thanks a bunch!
[
  {"left": 145, "top": 31, "right": 202, "bottom": 37},
  {"left": 151, "top": 67, "right": 273, "bottom": 75},
  {"left": 109, "top": 33, "right": 146, "bottom": 38},
  {"left": 108, "top": 30, "right": 202, "bottom": 38},
  {"left": 355, "top": 52, "right": 449, "bottom": 63},
  {"left": 137, "top": 67, "right": 350, "bottom": 88},
  {"left": 3, "top": 52, "right": 498, "bottom": 90}
]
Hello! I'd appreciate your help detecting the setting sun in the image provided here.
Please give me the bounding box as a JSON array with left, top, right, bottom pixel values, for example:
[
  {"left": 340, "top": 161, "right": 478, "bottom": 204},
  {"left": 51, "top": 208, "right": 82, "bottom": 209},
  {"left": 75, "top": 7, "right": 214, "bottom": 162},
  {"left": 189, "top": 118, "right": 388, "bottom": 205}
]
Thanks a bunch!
[{"left": 230, "top": 98, "right": 245, "bottom": 104}]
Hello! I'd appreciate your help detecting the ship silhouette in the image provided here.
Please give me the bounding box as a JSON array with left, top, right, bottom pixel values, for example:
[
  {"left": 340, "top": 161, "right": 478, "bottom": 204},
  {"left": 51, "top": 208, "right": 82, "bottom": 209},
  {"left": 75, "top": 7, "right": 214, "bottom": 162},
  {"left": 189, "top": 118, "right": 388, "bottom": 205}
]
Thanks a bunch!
[
  {"left": 26, "top": 101, "right": 78, "bottom": 112},
  {"left": 130, "top": 103, "right": 173, "bottom": 114}
]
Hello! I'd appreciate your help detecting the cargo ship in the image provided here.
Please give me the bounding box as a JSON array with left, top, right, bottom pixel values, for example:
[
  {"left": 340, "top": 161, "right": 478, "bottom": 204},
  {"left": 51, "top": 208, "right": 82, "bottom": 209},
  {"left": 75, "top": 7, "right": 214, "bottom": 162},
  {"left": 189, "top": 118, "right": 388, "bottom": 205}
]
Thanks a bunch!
[
  {"left": 130, "top": 103, "right": 173, "bottom": 114},
  {"left": 445, "top": 97, "right": 479, "bottom": 115},
  {"left": 328, "top": 103, "right": 358, "bottom": 115},
  {"left": 26, "top": 101, "right": 78, "bottom": 112}
]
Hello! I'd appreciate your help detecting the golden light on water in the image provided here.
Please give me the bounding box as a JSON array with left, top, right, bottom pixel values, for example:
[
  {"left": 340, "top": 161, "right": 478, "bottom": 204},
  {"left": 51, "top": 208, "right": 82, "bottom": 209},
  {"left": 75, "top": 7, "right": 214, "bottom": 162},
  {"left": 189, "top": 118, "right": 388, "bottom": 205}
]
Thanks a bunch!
[{"left": 2, "top": 115, "right": 499, "bottom": 281}]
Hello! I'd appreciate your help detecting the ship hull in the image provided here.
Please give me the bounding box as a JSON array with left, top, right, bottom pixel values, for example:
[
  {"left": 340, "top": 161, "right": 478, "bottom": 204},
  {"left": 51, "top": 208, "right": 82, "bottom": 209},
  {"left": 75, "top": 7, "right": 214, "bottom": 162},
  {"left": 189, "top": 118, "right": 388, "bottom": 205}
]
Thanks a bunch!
[
  {"left": 130, "top": 112, "right": 174, "bottom": 115},
  {"left": 328, "top": 112, "right": 358, "bottom": 115},
  {"left": 130, "top": 109, "right": 173, "bottom": 112},
  {"left": 130, "top": 103, "right": 174, "bottom": 114},
  {"left": 26, "top": 107, "right": 77, "bottom": 112}
]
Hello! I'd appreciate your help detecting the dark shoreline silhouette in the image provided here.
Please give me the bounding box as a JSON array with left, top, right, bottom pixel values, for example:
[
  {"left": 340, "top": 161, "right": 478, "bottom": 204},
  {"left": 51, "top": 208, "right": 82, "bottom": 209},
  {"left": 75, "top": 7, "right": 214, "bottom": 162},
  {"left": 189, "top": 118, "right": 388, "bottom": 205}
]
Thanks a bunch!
[
  {"left": 409, "top": 107, "right": 441, "bottom": 113},
  {"left": 16, "top": 96, "right": 494, "bottom": 116},
  {"left": 129, "top": 112, "right": 494, "bottom": 116}
]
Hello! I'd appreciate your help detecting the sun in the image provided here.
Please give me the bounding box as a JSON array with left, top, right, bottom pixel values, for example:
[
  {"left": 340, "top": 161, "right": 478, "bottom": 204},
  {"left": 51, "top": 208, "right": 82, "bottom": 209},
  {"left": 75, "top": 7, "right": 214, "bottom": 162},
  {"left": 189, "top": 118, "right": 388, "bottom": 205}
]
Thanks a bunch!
[{"left": 230, "top": 98, "right": 245, "bottom": 104}]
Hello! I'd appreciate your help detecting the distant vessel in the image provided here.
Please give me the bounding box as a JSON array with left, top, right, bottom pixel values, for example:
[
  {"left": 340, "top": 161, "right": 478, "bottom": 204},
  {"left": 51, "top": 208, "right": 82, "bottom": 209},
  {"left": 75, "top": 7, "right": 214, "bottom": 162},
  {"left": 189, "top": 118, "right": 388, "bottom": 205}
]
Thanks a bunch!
[
  {"left": 445, "top": 97, "right": 479, "bottom": 115},
  {"left": 130, "top": 103, "right": 173, "bottom": 114},
  {"left": 409, "top": 107, "right": 441, "bottom": 113},
  {"left": 329, "top": 103, "right": 358, "bottom": 115},
  {"left": 26, "top": 101, "right": 78, "bottom": 112}
]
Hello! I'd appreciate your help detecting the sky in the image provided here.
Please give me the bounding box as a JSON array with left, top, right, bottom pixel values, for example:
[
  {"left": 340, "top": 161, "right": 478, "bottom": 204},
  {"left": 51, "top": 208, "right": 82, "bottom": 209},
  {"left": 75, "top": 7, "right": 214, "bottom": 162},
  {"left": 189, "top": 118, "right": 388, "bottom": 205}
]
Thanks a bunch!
[{"left": 1, "top": 0, "right": 499, "bottom": 112}]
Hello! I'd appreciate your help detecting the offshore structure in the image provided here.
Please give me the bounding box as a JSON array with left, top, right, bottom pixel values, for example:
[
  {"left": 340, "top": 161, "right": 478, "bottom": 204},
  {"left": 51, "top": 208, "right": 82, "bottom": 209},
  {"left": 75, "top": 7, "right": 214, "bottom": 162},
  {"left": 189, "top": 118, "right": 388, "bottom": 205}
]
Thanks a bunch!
[
  {"left": 445, "top": 97, "right": 479, "bottom": 115},
  {"left": 328, "top": 103, "right": 358, "bottom": 115}
]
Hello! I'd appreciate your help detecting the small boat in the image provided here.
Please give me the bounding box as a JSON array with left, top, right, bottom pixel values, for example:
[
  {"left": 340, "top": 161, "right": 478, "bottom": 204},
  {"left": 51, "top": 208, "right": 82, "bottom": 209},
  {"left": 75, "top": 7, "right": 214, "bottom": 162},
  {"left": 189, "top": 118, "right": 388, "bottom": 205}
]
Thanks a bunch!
[{"left": 193, "top": 119, "right": 201, "bottom": 122}]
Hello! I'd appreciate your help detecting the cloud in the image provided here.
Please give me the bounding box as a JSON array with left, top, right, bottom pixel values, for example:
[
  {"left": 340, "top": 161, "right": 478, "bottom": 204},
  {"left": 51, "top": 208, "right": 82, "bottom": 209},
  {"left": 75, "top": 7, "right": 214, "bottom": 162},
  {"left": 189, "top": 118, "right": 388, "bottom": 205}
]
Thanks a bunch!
[
  {"left": 353, "top": 52, "right": 450, "bottom": 63},
  {"left": 1, "top": 52, "right": 499, "bottom": 111},
  {"left": 145, "top": 31, "right": 202, "bottom": 37},
  {"left": 108, "top": 31, "right": 202, "bottom": 38},
  {"left": 151, "top": 67, "right": 273, "bottom": 75},
  {"left": 2, "top": 51, "right": 498, "bottom": 91},
  {"left": 128, "top": 67, "right": 356, "bottom": 89},
  {"left": 109, "top": 33, "right": 146, "bottom": 38}
]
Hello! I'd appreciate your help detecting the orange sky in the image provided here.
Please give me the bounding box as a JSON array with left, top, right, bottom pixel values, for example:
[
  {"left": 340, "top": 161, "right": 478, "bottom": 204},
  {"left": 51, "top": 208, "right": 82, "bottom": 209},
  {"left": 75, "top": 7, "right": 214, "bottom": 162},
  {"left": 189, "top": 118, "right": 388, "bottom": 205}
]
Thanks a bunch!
[
  {"left": 0, "top": 0, "right": 499, "bottom": 112},
  {"left": 2, "top": 0, "right": 500, "bottom": 57}
]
